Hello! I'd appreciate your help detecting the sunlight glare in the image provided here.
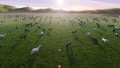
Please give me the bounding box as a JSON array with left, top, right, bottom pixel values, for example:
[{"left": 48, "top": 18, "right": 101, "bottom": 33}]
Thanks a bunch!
[{"left": 58, "top": 0, "right": 64, "bottom": 6}]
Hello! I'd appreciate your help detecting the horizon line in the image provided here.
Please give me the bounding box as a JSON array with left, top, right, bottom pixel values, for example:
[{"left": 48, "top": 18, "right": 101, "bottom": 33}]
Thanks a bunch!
[{"left": 0, "top": 3, "right": 120, "bottom": 12}]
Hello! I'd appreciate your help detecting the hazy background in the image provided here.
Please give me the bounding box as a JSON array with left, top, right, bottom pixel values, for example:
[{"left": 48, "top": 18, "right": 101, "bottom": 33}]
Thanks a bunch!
[{"left": 0, "top": 0, "right": 120, "bottom": 11}]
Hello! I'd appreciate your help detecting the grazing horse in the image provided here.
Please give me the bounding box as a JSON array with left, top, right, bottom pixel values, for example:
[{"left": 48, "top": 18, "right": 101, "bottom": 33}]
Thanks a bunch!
[
  {"left": 112, "top": 29, "right": 117, "bottom": 33},
  {"left": 87, "top": 32, "right": 91, "bottom": 38},
  {"left": 72, "top": 30, "right": 77, "bottom": 34},
  {"left": 37, "top": 26, "right": 41, "bottom": 29},
  {"left": 102, "top": 38, "right": 109, "bottom": 43},
  {"left": 1, "top": 20, "right": 5, "bottom": 24},
  {"left": 108, "top": 24, "right": 115, "bottom": 28},
  {"left": 0, "top": 33, "right": 7, "bottom": 38},
  {"left": 96, "top": 23, "right": 100, "bottom": 28},
  {"left": 115, "top": 32, "right": 119, "bottom": 37},
  {"left": 42, "top": 28, "right": 46, "bottom": 32},
  {"left": 24, "top": 29, "right": 30, "bottom": 32},
  {"left": 93, "top": 28, "right": 97, "bottom": 30},
  {"left": 90, "top": 37, "right": 98, "bottom": 44},
  {"left": 31, "top": 45, "right": 41, "bottom": 55},
  {"left": 48, "top": 27, "right": 52, "bottom": 31},
  {"left": 103, "top": 18, "right": 108, "bottom": 22},
  {"left": 112, "top": 18, "right": 117, "bottom": 23},
  {"left": 114, "top": 26, "right": 119, "bottom": 30},
  {"left": 25, "top": 23, "right": 32, "bottom": 27},
  {"left": 40, "top": 32, "right": 44, "bottom": 36},
  {"left": 16, "top": 25, "right": 18, "bottom": 29},
  {"left": 0, "top": 44, "right": 3, "bottom": 47},
  {"left": 66, "top": 41, "right": 71, "bottom": 48},
  {"left": 20, "top": 34, "right": 27, "bottom": 39}
]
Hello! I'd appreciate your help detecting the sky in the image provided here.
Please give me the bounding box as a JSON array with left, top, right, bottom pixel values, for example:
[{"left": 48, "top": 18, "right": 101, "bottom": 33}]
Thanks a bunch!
[{"left": 0, "top": 0, "right": 120, "bottom": 11}]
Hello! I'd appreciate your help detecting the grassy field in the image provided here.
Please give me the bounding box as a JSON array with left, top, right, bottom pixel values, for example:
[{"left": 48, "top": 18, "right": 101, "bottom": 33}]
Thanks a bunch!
[
  {"left": 0, "top": 5, "right": 8, "bottom": 12},
  {"left": 0, "top": 13, "right": 120, "bottom": 68}
]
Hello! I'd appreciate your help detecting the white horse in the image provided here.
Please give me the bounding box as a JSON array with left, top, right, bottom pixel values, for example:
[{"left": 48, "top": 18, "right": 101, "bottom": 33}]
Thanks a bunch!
[
  {"left": 87, "top": 32, "right": 91, "bottom": 37},
  {"left": 0, "top": 33, "right": 7, "bottom": 38},
  {"left": 93, "top": 27, "right": 97, "bottom": 30},
  {"left": 114, "top": 26, "right": 119, "bottom": 29},
  {"left": 115, "top": 32, "right": 119, "bottom": 36},
  {"left": 31, "top": 45, "right": 42, "bottom": 55},
  {"left": 40, "top": 32, "right": 44, "bottom": 35},
  {"left": 102, "top": 38, "right": 109, "bottom": 43}
]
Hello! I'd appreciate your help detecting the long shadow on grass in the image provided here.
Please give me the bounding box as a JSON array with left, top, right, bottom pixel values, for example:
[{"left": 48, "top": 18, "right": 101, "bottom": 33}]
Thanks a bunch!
[
  {"left": 80, "top": 29, "right": 85, "bottom": 33},
  {"left": 25, "top": 53, "right": 44, "bottom": 68},
  {"left": 96, "top": 44, "right": 106, "bottom": 52},
  {"left": 92, "top": 43, "right": 106, "bottom": 52},
  {"left": 10, "top": 34, "right": 22, "bottom": 41},
  {"left": 74, "top": 36, "right": 85, "bottom": 44},
  {"left": 25, "top": 55, "right": 36, "bottom": 68},
  {"left": 35, "top": 35, "right": 44, "bottom": 44},
  {"left": 66, "top": 47, "right": 78, "bottom": 67},
  {"left": 106, "top": 44, "right": 120, "bottom": 54},
  {"left": 8, "top": 40, "right": 23, "bottom": 54}
]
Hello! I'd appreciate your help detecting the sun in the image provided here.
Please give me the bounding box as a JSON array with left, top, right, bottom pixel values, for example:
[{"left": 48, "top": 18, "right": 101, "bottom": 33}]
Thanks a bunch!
[{"left": 58, "top": 0, "right": 64, "bottom": 6}]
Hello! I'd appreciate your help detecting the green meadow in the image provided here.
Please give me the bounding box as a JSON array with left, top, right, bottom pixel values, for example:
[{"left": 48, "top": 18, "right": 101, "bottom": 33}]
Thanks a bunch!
[{"left": 0, "top": 13, "right": 120, "bottom": 68}]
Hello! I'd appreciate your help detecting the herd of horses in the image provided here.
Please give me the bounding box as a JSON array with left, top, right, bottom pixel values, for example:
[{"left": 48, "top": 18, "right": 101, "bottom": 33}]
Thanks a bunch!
[{"left": 0, "top": 14, "right": 120, "bottom": 50}]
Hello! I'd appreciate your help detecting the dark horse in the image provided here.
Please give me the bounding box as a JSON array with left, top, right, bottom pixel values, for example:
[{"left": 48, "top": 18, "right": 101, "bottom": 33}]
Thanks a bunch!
[{"left": 20, "top": 34, "right": 27, "bottom": 39}]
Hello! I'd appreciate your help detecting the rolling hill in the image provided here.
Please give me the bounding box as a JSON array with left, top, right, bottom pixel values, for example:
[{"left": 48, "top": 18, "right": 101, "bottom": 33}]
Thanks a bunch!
[
  {"left": 0, "top": 3, "right": 120, "bottom": 14},
  {"left": 0, "top": 4, "right": 15, "bottom": 12},
  {"left": 14, "top": 7, "right": 33, "bottom": 12}
]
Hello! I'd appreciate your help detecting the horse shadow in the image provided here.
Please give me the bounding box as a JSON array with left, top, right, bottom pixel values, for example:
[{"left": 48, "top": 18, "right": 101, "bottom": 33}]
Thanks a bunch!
[
  {"left": 8, "top": 40, "right": 23, "bottom": 54},
  {"left": 25, "top": 51, "right": 43, "bottom": 68},
  {"left": 80, "top": 29, "right": 85, "bottom": 33},
  {"left": 95, "top": 44, "right": 106, "bottom": 52},
  {"left": 66, "top": 47, "right": 78, "bottom": 67},
  {"left": 35, "top": 35, "right": 43, "bottom": 44},
  {"left": 10, "top": 35, "right": 22, "bottom": 41},
  {"left": 25, "top": 55, "right": 36, "bottom": 68},
  {"left": 106, "top": 44, "right": 120, "bottom": 54},
  {"left": 74, "top": 36, "right": 84, "bottom": 45}
]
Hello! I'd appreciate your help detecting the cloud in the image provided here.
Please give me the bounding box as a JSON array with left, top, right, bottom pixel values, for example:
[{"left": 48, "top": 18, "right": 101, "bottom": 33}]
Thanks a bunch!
[
  {"left": 92, "top": 0, "right": 120, "bottom": 4},
  {"left": 0, "top": 0, "right": 120, "bottom": 10}
]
